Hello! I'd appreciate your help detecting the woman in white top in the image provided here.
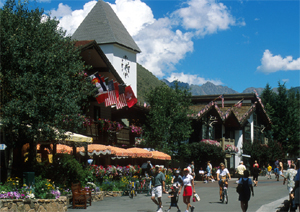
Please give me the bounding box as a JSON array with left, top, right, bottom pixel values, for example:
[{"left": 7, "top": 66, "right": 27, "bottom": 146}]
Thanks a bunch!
[
  {"left": 178, "top": 168, "right": 196, "bottom": 212},
  {"left": 216, "top": 163, "right": 231, "bottom": 201}
]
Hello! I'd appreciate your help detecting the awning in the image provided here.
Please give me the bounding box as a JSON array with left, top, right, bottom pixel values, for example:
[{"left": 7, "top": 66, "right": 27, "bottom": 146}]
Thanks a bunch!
[
  {"left": 56, "top": 131, "right": 93, "bottom": 144},
  {"left": 78, "top": 144, "right": 133, "bottom": 157},
  {"left": 127, "top": 147, "right": 153, "bottom": 158},
  {"left": 151, "top": 151, "right": 171, "bottom": 160}
]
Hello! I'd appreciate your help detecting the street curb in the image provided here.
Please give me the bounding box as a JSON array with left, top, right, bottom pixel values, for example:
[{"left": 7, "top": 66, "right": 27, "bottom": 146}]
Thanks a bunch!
[{"left": 256, "top": 195, "right": 288, "bottom": 212}]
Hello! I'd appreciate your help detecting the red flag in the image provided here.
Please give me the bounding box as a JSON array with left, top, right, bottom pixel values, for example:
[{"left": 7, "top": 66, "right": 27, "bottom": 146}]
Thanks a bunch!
[
  {"left": 124, "top": 86, "right": 137, "bottom": 108},
  {"left": 105, "top": 80, "right": 117, "bottom": 106},
  {"left": 116, "top": 93, "right": 127, "bottom": 109},
  {"left": 96, "top": 93, "right": 108, "bottom": 104},
  {"left": 114, "top": 82, "right": 119, "bottom": 100}
]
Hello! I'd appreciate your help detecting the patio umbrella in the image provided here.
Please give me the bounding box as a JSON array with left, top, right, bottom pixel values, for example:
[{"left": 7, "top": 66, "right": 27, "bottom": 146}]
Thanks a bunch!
[
  {"left": 78, "top": 144, "right": 111, "bottom": 156},
  {"left": 127, "top": 147, "right": 153, "bottom": 158},
  {"left": 151, "top": 151, "right": 171, "bottom": 160}
]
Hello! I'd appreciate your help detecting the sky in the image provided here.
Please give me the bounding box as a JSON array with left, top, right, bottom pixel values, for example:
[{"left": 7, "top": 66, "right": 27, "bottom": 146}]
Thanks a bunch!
[{"left": 2, "top": 0, "right": 299, "bottom": 92}]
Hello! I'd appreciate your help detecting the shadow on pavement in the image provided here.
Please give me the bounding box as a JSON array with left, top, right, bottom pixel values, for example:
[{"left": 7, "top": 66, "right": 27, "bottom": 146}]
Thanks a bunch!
[{"left": 276, "top": 200, "right": 297, "bottom": 212}]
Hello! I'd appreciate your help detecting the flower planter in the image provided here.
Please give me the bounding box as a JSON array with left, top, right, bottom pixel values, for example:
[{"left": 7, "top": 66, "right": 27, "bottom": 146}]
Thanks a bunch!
[{"left": 0, "top": 196, "right": 68, "bottom": 212}]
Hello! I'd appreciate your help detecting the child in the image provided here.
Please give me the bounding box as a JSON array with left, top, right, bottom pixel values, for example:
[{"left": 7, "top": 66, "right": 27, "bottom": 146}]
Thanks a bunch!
[
  {"left": 166, "top": 186, "right": 180, "bottom": 212},
  {"left": 267, "top": 164, "right": 272, "bottom": 179}
]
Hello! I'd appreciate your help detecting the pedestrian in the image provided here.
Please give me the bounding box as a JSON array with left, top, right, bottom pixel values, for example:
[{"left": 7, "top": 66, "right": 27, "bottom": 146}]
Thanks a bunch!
[
  {"left": 253, "top": 160, "right": 259, "bottom": 168},
  {"left": 216, "top": 162, "right": 231, "bottom": 201},
  {"left": 151, "top": 165, "right": 166, "bottom": 212},
  {"left": 166, "top": 186, "right": 180, "bottom": 212},
  {"left": 291, "top": 160, "right": 300, "bottom": 211},
  {"left": 252, "top": 163, "right": 259, "bottom": 187},
  {"left": 279, "top": 160, "right": 285, "bottom": 179},
  {"left": 236, "top": 161, "right": 246, "bottom": 183},
  {"left": 191, "top": 161, "right": 195, "bottom": 180},
  {"left": 171, "top": 170, "right": 183, "bottom": 189},
  {"left": 274, "top": 159, "right": 280, "bottom": 181},
  {"left": 283, "top": 161, "right": 297, "bottom": 211},
  {"left": 267, "top": 163, "right": 272, "bottom": 179},
  {"left": 238, "top": 170, "right": 254, "bottom": 212},
  {"left": 178, "top": 168, "right": 196, "bottom": 212},
  {"left": 205, "top": 161, "right": 214, "bottom": 183},
  {"left": 198, "top": 167, "right": 205, "bottom": 181}
]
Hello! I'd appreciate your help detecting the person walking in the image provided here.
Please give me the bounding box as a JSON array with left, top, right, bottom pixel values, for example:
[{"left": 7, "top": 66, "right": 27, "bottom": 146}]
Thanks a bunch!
[
  {"left": 252, "top": 163, "right": 259, "bottom": 187},
  {"left": 238, "top": 170, "right": 254, "bottom": 212},
  {"left": 253, "top": 160, "right": 259, "bottom": 168},
  {"left": 171, "top": 170, "right": 183, "bottom": 189},
  {"left": 267, "top": 163, "right": 272, "bottom": 179},
  {"left": 191, "top": 161, "right": 195, "bottom": 180},
  {"left": 291, "top": 160, "right": 300, "bottom": 211},
  {"left": 178, "top": 168, "right": 196, "bottom": 212},
  {"left": 204, "top": 162, "right": 211, "bottom": 183},
  {"left": 166, "top": 186, "right": 180, "bottom": 212},
  {"left": 283, "top": 161, "right": 297, "bottom": 211},
  {"left": 216, "top": 162, "right": 231, "bottom": 202},
  {"left": 151, "top": 165, "right": 166, "bottom": 212},
  {"left": 236, "top": 161, "right": 246, "bottom": 183}
]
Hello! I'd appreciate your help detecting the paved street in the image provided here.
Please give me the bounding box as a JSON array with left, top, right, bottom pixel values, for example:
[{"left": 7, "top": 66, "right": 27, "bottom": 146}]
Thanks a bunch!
[{"left": 68, "top": 175, "right": 289, "bottom": 212}]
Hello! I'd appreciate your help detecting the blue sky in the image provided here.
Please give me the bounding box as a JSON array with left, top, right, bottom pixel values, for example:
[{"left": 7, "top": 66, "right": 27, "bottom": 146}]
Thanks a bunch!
[{"left": 2, "top": 0, "right": 299, "bottom": 92}]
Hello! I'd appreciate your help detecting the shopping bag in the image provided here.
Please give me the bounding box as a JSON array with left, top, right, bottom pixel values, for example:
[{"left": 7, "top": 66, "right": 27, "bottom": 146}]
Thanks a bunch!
[
  {"left": 193, "top": 197, "right": 196, "bottom": 202},
  {"left": 194, "top": 193, "right": 200, "bottom": 201}
]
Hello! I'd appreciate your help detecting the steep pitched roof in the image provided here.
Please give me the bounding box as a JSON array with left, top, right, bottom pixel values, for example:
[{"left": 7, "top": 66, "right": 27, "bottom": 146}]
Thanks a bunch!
[{"left": 72, "top": 0, "right": 141, "bottom": 53}]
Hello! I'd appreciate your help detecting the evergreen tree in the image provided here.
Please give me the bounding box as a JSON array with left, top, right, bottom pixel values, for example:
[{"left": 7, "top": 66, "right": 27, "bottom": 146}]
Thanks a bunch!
[
  {"left": 0, "top": 0, "right": 95, "bottom": 171},
  {"left": 286, "top": 89, "right": 300, "bottom": 156},
  {"left": 143, "top": 82, "right": 193, "bottom": 158},
  {"left": 261, "top": 82, "right": 300, "bottom": 157}
]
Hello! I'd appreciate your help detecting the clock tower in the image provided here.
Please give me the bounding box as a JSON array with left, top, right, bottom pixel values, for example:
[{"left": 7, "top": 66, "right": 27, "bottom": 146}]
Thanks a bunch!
[{"left": 72, "top": 0, "right": 141, "bottom": 96}]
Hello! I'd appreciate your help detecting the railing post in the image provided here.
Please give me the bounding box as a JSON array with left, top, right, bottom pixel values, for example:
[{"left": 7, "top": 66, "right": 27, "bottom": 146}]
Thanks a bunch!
[{"left": 222, "top": 137, "right": 225, "bottom": 151}]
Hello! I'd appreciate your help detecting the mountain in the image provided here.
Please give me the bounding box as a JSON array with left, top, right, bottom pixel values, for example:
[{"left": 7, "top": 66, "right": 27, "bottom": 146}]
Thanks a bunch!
[
  {"left": 137, "top": 64, "right": 299, "bottom": 100},
  {"left": 137, "top": 63, "right": 166, "bottom": 103}
]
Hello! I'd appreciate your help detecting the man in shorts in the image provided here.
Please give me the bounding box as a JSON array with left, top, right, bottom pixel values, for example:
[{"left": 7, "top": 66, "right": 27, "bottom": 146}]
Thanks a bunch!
[{"left": 151, "top": 165, "right": 166, "bottom": 212}]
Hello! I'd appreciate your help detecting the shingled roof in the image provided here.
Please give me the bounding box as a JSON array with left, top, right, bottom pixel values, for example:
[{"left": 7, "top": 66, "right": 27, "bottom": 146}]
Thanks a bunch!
[{"left": 72, "top": 0, "right": 141, "bottom": 53}]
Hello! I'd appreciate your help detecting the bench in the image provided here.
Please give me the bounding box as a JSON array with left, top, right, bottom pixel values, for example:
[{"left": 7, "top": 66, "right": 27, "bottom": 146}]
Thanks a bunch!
[{"left": 71, "top": 182, "right": 92, "bottom": 209}]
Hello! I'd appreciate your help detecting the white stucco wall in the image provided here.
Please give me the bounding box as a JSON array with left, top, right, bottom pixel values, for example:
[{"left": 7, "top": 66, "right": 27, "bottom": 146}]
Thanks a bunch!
[
  {"left": 99, "top": 44, "right": 137, "bottom": 97},
  {"left": 235, "top": 130, "right": 243, "bottom": 168},
  {"left": 248, "top": 114, "right": 254, "bottom": 143}
]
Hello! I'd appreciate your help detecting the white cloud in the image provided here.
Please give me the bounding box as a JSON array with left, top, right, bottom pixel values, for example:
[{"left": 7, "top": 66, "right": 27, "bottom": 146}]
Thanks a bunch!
[
  {"left": 167, "top": 72, "right": 223, "bottom": 85},
  {"left": 109, "top": 0, "right": 155, "bottom": 36},
  {"left": 134, "top": 18, "right": 194, "bottom": 77},
  {"left": 49, "top": 1, "right": 97, "bottom": 36},
  {"left": 257, "top": 49, "right": 300, "bottom": 73},
  {"left": 172, "top": 0, "right": 244, "bottom": 37},
  {"left": 53, "top": 0, "right": 243, "bottom": 85}
]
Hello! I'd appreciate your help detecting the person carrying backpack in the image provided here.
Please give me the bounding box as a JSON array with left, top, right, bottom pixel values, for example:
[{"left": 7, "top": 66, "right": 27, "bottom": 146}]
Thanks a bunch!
[{"left": 238, "top": 170, "right": 254, "bottom": 212}]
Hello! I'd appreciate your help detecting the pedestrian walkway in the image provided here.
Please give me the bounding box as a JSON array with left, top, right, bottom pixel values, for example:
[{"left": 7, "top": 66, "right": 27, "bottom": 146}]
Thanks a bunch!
[{"left": 68, "top": 175, "right": 288, "bottom": 212}]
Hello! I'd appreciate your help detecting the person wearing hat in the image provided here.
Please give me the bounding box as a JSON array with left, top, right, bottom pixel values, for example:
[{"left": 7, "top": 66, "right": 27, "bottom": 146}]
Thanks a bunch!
[
  {"left": 151, "top": 165, "right": 166, "bottom": 212},
  {"left": 178, "top": 168, "right": 196, "bottom": 212},
  {"left": 216, "top": 162, "right": 231, "bottom": 202},
  {"left": 171, "top": 170, "right": 183, "bottom": 189}
]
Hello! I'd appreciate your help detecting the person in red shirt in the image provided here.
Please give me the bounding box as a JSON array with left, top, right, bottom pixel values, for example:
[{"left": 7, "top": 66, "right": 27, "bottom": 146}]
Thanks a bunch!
[{"left": 253, "top": 160, "right": 259, "bottom": 168}]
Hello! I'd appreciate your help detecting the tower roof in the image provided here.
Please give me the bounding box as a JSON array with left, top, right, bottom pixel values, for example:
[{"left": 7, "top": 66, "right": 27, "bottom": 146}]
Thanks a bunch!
[{"left": 72, "top": 0, "right": 141, "bottom": 53}]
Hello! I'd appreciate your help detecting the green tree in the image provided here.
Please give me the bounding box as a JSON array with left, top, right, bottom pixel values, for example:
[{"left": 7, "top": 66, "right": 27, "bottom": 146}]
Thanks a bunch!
[
  {"left": 286, "top": 89, "right": 300, "bottom": 156},
  {"left": 260, "top": 82, "right": 300, "bottom": 157},
  {"left": 143, "top": 82, "right": 193, "bottom": 159},
  {"left": 0, "top": 0, "right": 95, "bottom": 173},
  {"left": 187, "top": 142, "right": 225, "bottom": 171}
]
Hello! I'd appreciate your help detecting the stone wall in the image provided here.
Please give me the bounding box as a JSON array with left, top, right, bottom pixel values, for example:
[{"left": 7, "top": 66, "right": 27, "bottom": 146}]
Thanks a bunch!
[{"left": 0, "top": 196, "right": 67, "bottom": 212}]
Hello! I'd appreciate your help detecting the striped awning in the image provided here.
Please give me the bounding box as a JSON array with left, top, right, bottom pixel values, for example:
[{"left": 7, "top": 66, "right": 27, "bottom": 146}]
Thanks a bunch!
[
  {"left": 151, "top": 151, "right": 171, "bottom": 160},
  {"left": 127, "top": 147, "right": 153, "bottom": 158}
]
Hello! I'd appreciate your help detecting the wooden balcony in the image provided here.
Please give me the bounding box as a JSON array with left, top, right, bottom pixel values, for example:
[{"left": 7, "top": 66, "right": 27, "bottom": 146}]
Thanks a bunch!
[{"left": 218, "top": 138, "right": 235, "bottom": 151}]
